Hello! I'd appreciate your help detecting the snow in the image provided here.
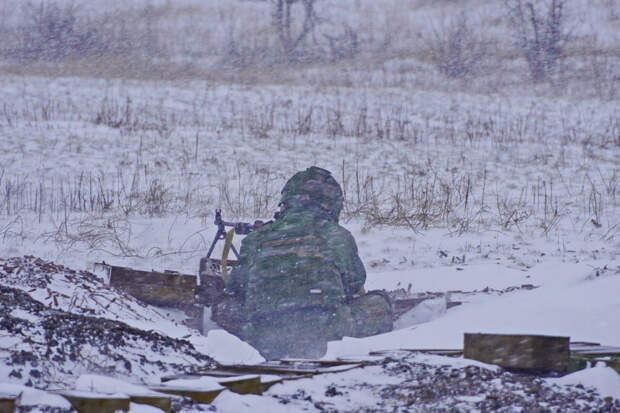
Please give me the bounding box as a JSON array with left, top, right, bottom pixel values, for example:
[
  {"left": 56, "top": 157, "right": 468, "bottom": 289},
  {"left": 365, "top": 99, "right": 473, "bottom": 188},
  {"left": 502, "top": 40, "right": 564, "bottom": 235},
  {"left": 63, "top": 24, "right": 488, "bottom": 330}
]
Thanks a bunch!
[
  {"left": 406, "top": 353, "right": 501, "bottom": 372},
  {"left": 547, "top": 365, "right": 620, "bottom": 400},
  {"left": 394, "top": 297, "right": 446, "bottom": 329},
  {"left": 160, "top": 376, "right": 224, "bottom": 391},
  {"left": 263, "top": 365, "right": 404, "bottom": 411},
  {"left": 58, "top": 390, "right": 128, "bottom": 399},
  {"left": 9, "top": 308, "right": 41, "bottom": 323},
  {"left": 216, "top": 375, "right": 260, "bottom": 384},
  {"left": 211, "top": 390, "right": 292, "bottom": 413},
  {"left": 365, "top": 263, "right": 531, "bottom": 292},
  {"left": 128, "top": 402, "right": 167, "bottom": 413},
  {"left": 75, "top": 375, "right": 166, "bottom": 397},
  {"left": 200, "top": 329, "right": 265, "bottom": 365},
  {"left": 326, "top": 260, "right": 620, "bottom": 358},
  {"left": 0, "top": 383, "right": 72, "bottom": 408}
]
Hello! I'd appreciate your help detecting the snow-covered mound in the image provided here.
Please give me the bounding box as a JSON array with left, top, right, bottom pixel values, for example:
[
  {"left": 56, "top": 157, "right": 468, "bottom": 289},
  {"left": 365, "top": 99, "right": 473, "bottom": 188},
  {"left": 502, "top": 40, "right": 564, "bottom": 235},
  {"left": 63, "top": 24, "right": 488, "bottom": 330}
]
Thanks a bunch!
[
  {"left": 0, "top": 284, "right": 216, "bottom": 389},
  {"left": 0, "top": 256, "right": 264, "bottom": 366},
  {"left": 0, "top": 256, "right": 178, "bottom": 323},
  {"left": 328, "top": 260, "right": 620, "bottom": 358}
]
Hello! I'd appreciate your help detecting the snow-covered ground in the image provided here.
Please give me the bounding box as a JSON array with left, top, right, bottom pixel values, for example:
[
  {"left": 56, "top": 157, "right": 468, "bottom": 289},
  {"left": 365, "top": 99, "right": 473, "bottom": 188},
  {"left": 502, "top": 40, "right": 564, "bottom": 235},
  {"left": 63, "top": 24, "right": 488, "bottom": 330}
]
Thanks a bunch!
[{"left": 0, "top": 0, "right": 618, "bottom": 410}]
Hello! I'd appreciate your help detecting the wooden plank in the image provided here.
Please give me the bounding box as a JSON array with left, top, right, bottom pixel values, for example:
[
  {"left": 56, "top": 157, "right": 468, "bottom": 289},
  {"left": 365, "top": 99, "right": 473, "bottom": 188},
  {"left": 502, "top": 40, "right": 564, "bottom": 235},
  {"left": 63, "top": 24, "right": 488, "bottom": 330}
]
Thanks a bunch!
[
  {"left": 208, "top": 362, "right": 363, "bottom": 377},
  {"left": 464, "top": 333, "right": 570, "bottom": 373},
  {"left": 161, "top": 374, "right": 262, "bottom": 395},
  {"left": 606, "top": 359, "right": 620, "bottom": 375},
  {"left": 391, "top": 297, "right": 428, "bottom": 318},
  {"left": 364, "top": 343, "right": 619, "bottom": 359},
  {"left": 0, "top": 397, "right": 15, "bottom": 413},
  {"left": 368, "top": 348, "right": 463, "bottom": 357},
  {"left": 160, "top": 373, "right": 286, "bottom": 393},
  {"left": 164, "top": 371, "right": 308, "bottom": 383},
  {"left": 128, "top": 395, "right": 171, "bottom": 413},
  {"left": 217, "top": 375, "right": 262, "bottom": 395},
  {"left": 259, "top": 376, "right": 284, "bottom": 392},
  {"left": 176, "top": 360, "right": 365, "bottom": 387},
  {"left": 571, "top": 345, "right": 620, "bottom": 357},
  {"left": 278, "top": 358, "right": 367, "bottom": 367},
  {"left": 106, "top": 265, "right": 196, "bottom": 308},
  {"left": 570, "top": 341, "right": 601, "bottom": 348},
  {"left": 148, "top": 386, "right": 223, "bottom": 404},
  {"left": 58, "top": 391, "right": 130, "bottom": 413}
]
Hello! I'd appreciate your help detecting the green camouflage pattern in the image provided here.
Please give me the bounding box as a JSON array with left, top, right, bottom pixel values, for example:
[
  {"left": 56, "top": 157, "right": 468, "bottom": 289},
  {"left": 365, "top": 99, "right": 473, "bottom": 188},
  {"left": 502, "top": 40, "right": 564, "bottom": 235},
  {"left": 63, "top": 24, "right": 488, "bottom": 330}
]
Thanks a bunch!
[
  {"left": 349, "top": 291, "right": 394, "bottom": 338},
  {"left": 215, "top": 167, "right": 392, "bottom": 359}
]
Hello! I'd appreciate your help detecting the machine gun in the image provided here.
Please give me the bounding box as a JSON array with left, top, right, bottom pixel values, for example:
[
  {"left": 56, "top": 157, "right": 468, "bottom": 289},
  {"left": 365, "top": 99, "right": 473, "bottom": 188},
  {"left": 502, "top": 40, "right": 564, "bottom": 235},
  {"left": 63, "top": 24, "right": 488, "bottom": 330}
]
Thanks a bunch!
[{"left": 198, "top": 209, "right": 266, "bottom": 279}]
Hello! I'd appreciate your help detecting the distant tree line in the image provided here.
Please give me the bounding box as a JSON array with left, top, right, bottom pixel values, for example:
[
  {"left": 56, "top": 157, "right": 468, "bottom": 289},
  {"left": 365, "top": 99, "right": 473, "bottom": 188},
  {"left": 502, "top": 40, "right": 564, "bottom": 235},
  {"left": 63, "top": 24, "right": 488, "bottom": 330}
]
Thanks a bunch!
[{"left": 1, "top": 0, "right": 613, "bottom": 89}]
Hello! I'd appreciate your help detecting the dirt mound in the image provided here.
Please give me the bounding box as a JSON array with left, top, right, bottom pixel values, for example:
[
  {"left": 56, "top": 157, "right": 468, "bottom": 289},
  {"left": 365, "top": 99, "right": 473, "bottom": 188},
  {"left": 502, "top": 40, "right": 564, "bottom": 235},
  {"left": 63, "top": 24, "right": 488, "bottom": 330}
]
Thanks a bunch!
[
  {"left": 0, "top": 257, "right": 216, "bottom": 389},
  {"left": 271, "top": 353, "right": 619, "bottom": 412},
  {"left": 0, "top": 256, "right": 150, "bottom": 320}
]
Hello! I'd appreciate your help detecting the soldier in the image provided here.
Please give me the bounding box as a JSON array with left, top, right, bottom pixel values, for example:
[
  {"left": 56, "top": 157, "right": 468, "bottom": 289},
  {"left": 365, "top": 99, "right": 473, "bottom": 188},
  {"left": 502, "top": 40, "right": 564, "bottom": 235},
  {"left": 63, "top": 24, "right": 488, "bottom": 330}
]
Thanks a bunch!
[{"left": 213, "top": 166, "right": 392, "bottom": 359}]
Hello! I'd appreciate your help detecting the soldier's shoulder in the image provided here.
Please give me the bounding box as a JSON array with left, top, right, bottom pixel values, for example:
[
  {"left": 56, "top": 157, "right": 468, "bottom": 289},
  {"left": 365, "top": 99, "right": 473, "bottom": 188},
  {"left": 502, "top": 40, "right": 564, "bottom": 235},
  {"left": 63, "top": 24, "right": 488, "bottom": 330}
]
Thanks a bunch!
[{"left": 321, "top": 221, "right": 355, "bottom": 241}]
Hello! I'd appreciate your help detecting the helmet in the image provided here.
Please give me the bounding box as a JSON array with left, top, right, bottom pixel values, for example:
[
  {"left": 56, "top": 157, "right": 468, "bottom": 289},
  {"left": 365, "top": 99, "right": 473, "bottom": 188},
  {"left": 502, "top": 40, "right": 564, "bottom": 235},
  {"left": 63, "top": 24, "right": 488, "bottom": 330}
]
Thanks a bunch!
[{"left": 279, "top": 166, "right": 344, "bottom": 221}]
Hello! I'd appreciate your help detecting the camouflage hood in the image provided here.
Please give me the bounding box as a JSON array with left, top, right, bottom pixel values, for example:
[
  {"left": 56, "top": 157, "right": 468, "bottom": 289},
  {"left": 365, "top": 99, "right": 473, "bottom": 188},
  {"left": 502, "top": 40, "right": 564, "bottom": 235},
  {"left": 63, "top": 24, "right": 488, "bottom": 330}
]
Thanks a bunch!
[{"left": 279, "top": 166, "right": 344, "bottom": 222}]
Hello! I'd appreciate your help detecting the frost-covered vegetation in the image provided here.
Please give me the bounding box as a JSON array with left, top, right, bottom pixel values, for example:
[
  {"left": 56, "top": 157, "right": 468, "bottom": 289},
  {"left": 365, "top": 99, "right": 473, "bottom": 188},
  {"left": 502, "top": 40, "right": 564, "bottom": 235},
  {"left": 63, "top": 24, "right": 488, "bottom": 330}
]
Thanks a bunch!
[
  {"left": 0, "top": 0, "right": 617, "bottom": 269},
  {"left": 0, "top": 0, "right": 618, "bottom": 95}
]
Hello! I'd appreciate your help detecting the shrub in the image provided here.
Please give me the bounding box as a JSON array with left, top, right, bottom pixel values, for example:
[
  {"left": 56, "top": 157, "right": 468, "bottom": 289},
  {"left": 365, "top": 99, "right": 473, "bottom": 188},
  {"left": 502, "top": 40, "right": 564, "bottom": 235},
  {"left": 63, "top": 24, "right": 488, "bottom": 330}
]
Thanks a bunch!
[
  {"left": 424, "top": 14, "right": 488, "bottom": 79},
  {"left": 504, "top": 0, "right": 572, "bottom": 82},
  {"left": 8, "top": 1, "right": 117, "bottom": 62}
]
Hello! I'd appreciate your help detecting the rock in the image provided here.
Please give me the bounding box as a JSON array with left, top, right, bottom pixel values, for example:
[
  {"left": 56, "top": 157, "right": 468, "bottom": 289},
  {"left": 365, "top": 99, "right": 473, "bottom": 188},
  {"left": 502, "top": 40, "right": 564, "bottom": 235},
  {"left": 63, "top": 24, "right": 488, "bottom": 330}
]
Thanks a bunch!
[{"left": 214, "top": 166, "right": 392, "bottom": 359}]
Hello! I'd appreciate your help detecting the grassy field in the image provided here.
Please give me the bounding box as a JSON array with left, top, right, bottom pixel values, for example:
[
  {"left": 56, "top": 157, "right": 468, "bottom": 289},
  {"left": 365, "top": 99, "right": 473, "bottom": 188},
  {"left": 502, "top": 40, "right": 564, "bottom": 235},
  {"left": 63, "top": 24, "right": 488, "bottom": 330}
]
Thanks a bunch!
[{"left": 0, "top": 0, "right": 617, "bottom": 272}]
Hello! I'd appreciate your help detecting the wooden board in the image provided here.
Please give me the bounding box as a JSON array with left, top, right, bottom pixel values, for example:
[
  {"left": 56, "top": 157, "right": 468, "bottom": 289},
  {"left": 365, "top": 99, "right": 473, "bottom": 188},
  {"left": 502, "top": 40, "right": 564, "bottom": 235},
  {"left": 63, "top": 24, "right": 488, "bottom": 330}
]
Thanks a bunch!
[
  {"left": 605, "top": 358, "right": 620, "bottom": 375},
  {"left": 161, "top": 372, "right": 287, "bottom": 393},
  {"left": 148, "top": 386, "right": 223, "bottom": 404},
  {"left": 217, "top": 375, "right": 262, "bottom": 395},
  {"left": 369, "top": 349, "right": 463, "bottom": 357},
  {"left": 128, "top": 395, "right": 171, "bottom": 412},
  {"left": 105, "top": 264, "right": 196, "bottom": 308},
  {"left": 58, "top": 391, "right": 130, "bottom": 413},
  {"left": 208, "top": 361, "right": 363, "bottom": 377},
  {"left": 162, "top": 359, "right": 366, "bottom": 393},
  {"left": 570, "top": 342, "right": 620, "bottom": 357},
  {"left": 464, "top": 333, "right": 570, "bottom": 373},
  {"left": 278, "top": 358, "right": 370, "bottom": 367},
  {"left": 260, "top": 377, "right": 284, "bottom": 392},
  {"left": 391, "top": 297, "right": 432, "bottom": 318},
  {"left": 0, "top": 397, "right": 15, "bottom": 413}
]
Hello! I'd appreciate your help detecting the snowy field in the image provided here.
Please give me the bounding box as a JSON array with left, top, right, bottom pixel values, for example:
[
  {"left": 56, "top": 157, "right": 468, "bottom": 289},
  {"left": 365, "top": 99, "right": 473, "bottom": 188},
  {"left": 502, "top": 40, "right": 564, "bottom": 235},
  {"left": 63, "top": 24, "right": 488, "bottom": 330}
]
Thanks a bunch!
[{"left": 0, "top": 0, "right": 619, "bottom": 411}]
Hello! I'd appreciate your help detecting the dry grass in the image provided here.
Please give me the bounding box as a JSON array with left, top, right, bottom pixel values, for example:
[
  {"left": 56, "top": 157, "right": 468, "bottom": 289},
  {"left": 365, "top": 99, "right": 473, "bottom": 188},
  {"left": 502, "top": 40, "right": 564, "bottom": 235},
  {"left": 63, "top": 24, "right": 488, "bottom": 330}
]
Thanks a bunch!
[
  {"left": 0, "top": 82, "right": 616, "bottom": 246},
  {"left": 0, "top": 1, "right": 617, "bottom": 257}
]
